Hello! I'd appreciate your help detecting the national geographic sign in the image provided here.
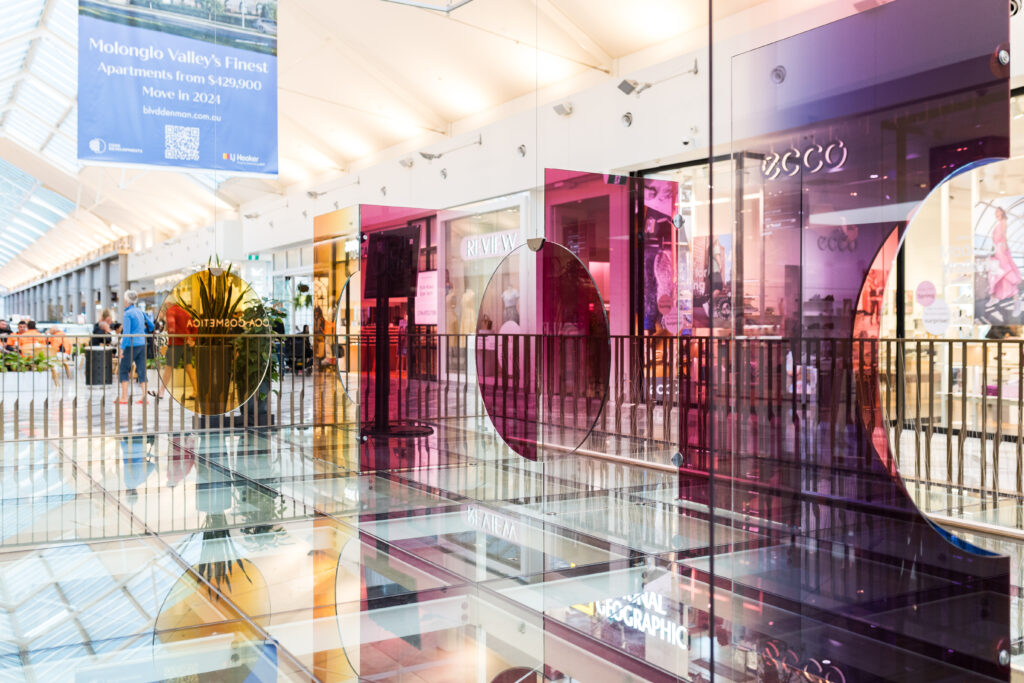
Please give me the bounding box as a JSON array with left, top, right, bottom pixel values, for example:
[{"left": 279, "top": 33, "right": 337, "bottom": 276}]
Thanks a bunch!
[{"left": 156, "top": 266, "right": 271, "bottom": 415}]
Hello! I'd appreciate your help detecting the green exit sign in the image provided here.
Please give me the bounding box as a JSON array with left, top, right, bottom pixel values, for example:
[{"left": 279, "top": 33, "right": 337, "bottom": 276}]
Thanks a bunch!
[{"left": 248, "top": 254, "right": 260, "bottom": 260}]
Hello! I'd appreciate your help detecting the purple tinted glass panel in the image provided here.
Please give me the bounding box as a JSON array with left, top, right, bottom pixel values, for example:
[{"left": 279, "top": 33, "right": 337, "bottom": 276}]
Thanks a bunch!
[
  {"left": 708, "top": 0, "right": 1011, "bottom": 680},
  {"left": 476, "top": 241, "right": 611, "bottom": 461},
  {"left": 357, "top": 205, "right": 439, "bottom": 471}
]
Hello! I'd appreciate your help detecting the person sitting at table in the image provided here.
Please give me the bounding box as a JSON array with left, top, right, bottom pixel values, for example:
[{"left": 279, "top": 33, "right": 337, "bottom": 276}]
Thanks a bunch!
[
  {"left": 91, "top": 310, "right": 114, "bottom": 346},
  {"left": 16, "top": 320, "right": 45, "bottom": 357}
]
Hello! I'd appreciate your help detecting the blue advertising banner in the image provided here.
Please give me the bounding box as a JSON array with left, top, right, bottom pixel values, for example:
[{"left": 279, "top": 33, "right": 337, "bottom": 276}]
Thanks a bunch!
[{"left": 77, "top": 0, "right": 277, "bottom": 175}]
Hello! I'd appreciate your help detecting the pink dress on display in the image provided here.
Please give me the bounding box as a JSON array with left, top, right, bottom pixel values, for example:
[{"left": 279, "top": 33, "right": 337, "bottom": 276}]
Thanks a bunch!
[{"left": 989, "top": 215, "right": 1022, "bottom": 301}]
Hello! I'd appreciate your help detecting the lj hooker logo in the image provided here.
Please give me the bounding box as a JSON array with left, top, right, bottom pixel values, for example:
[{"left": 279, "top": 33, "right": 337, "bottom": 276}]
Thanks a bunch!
[{"left": 222, "top": 152, "right": 261, "bottom": 165}]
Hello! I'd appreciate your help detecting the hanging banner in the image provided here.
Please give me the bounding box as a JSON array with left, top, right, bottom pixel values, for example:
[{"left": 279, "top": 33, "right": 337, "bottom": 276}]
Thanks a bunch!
[{"left": 77, "top": 0, "right": 278, "bottom": 174}]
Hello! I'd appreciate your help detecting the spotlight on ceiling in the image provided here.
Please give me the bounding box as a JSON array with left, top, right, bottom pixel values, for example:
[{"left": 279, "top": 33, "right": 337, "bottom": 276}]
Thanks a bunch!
[
  {"left": 244, "top": 213, "right": 259, "bottom": 219},
  {"left": 552, "top": 102, "right": 574, "bottom": 117},
  {"left": 618, "top": 79, "right": 651, "bottom": 96},
  {"left": 307, "top": 190, "right": 327, "bottom": 199},
  {"left": 399, "top": 157, "right": 415, "bottom": 168},
  {"left": 517, "top": 144, "right": 527, "bottom": 158},
  {"left": 621, "top": 112, "right": 633, "bottom": 128},
  {"left": 418, "top": 135, "right": 482, "bottom": 161}
]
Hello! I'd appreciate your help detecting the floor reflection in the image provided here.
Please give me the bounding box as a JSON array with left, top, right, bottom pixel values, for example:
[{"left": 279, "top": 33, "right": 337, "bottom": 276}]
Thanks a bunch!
[{"left": 1, "top": 424, "right": 1019, "bottom": 681}]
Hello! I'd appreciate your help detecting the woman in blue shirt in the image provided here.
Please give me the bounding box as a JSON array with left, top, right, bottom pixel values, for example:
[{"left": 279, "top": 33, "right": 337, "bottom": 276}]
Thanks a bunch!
[{"left": 117, "top": 290, "right": 153, "bottom": 405}]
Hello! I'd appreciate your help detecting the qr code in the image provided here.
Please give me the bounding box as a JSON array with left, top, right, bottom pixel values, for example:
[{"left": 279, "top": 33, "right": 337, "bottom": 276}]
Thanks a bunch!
[{"left": 164, "top": 125, "right": 199, "bottom": 161}]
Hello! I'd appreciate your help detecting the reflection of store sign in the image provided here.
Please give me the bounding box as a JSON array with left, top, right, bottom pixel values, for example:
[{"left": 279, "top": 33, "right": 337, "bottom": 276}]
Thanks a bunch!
[
  {"left": 594, "top": 592, "right": 686, "bottom": 650},
  {"left": 460, "top": 230, "right": 519, "bottom": 261},
  {"left": 647, "top": 377, "right": 679, "bottom": 401},
  {"left": 762, "top": 140, "right": 848, "bottom": 180},
  {"left": 465, "top": 506, "right": 519, "bottom": 542},
  {"left": 414, "top": 271, "right": 438, "bottom": 326},
  {"left": 922, "top": 299, "right": 951, "bottom": 335},
  {"left": 817, "top": 230, "right": 857, "bottom": 252}
]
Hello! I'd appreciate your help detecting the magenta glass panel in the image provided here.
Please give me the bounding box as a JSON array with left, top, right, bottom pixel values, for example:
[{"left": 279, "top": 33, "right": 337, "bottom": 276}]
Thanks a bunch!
[
  {"left": 475, "top": 241, "right": 611, "bottom": 461},
  {"left": 357, "top": 205, "right": 440, "bottom": 471},
  {"left": 702, "top": 0, "right": 1011, "bottom": 680}
]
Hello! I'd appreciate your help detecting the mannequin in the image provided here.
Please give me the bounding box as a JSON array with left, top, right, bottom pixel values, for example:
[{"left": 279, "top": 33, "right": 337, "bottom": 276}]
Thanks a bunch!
[
  {"left": 446, "top": 289, "right": 459, "bottom": 336},
  {"left": 460, "top": 288, "right": 477, "bottom": 335},
  {"left": 501, "top": 274, "right": 520, "bottom": 324}
]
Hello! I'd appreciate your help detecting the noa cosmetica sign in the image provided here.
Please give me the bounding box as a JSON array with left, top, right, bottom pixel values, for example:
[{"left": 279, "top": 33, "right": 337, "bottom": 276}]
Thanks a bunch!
[{"left": 77, "top": 0, "right": 278, "bottom": 174}]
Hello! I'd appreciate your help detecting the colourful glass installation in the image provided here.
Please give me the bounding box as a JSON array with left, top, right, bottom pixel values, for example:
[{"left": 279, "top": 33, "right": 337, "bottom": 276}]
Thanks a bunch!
[
  {"left": 475, "top": 240, "right": 611, "bottom": 461},
  {"left": 698, "top": 0, "right": 1012, "bottom": 679},
  {"left": 156, "top": 266, "right": 270, "bottom": 416},
  {"left": 335, "top": 270, "right": 361, "bottom": 404}
]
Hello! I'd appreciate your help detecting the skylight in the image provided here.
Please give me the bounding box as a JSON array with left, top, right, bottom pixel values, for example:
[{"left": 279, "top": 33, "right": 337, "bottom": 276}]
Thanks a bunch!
[{"left": 0, "top": 157, "right": 74, "bottom": 270}]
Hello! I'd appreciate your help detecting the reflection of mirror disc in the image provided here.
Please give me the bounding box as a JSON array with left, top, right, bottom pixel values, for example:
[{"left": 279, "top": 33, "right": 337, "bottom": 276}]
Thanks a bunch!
[
  {"left": 476, "top": 242, "right": 610, "bottom": 460},
  {"left": 334, "top": 271, "right": 361, "bottom": 403},
  {"left": 155, "top": 553, "right": 274, "bottom": 681},
  {"left": 157, "top": 268, "right": 270, "bottom": 416}
]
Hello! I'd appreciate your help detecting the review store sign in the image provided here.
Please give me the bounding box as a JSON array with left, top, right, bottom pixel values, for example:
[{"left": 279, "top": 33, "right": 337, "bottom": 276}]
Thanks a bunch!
[{"left": 460, "top": 229, "right": 519, "bottom": 261}]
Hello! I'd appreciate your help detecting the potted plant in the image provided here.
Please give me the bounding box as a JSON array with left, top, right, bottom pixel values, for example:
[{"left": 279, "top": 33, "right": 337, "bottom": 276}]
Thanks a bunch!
[
  {"left": 233, "top": 299, "right": 283, "bottom": 425},
  {"left": 0, "top": 350, "right": 60, "bottom": 394},
  {"left": 176, "top": 260, "right": 247, "bottom": 415},
  {"left": 292, "top": 282, "right": 312, "bottom": 310},
  {"left": 155, "top": 435, "right": 272, "bottom": 674}
]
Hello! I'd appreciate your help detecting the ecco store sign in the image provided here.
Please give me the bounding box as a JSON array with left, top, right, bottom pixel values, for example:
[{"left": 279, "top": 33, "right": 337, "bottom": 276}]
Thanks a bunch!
[{"left": 762, "top": 140, "right": 848, "bottom": 180}]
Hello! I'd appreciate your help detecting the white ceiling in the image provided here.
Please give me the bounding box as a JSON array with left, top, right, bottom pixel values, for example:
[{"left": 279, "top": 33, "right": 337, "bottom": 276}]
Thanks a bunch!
[{"left": 0, "top": 0, "right": 791, "bottom": 291}]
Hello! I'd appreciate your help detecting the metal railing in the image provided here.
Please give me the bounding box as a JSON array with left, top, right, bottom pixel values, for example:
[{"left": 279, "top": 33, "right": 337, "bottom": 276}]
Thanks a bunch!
[
  {"left": 0, "top": 333, "right": 316, "bottom": 440},
  {"left": 3, "top": 330, "right": 1020, "bottom": 497}
]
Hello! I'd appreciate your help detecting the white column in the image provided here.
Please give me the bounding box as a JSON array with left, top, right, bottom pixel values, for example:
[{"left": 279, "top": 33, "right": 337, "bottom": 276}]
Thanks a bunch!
[
  {"left": 74, "top": 269, "right": 83, "bottom": 318},
  {"left": 100, "top": 259, "right": 111, "bottom": 310},
  {"left": 87, "top": 265, "right": 96, "bottom": 319}
]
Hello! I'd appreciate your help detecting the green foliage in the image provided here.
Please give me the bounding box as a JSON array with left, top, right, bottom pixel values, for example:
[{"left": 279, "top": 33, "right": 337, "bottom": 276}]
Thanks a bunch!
[
  {"left": 174, "top": 260, "right": 249, "bottom": 414},
  {"left": 195, "top": 514, "right": 253, "bottom": 601},
  {"left": 176, "top": 260, "right": 247, "bottom": 343},
  {"left": 197, "top": 0, "right": 226, "bottom": 18},
  {"left": 0, "top": 352, "right": 59, "bottom": 373},
  {"left": 233, "top": 298, "right": 283, "bottom": 402}
]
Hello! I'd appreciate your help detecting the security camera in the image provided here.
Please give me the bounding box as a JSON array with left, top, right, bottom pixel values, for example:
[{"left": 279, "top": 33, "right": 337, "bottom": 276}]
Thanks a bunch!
[{"left": 552, "top": 102, "right": 574, "bottom": 117}]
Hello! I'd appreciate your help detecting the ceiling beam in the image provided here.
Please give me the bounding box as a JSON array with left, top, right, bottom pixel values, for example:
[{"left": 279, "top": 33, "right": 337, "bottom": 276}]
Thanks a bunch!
[
  {"left": 291, "top": 3, "right": 451, "bottom": 135},
  {"left": 182, "top": 173, "right": 240, "bottom": 211},
  {"left": 532, "top": 0, "right": 613, "bottom": 68},
  {"left": 0, "top": 137, "right": 176, "bottom": 236},
  {"left": 38, "top": 102, "right": 75, "bottom": 151},
  {"left": 2, "top": 97, "right": 75, "bottom": 148},
  {"left": 280, "top": 110, "right": 349, "bottom": 170},
  {"left": 0, "top": 27, "right": 44, "bottom": 54}
]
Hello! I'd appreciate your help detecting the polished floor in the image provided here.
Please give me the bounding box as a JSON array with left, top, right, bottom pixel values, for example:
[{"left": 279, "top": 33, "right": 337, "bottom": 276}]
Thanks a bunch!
[{"left": 3, "top": 418, "right": 1024, "bottom": 682}]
